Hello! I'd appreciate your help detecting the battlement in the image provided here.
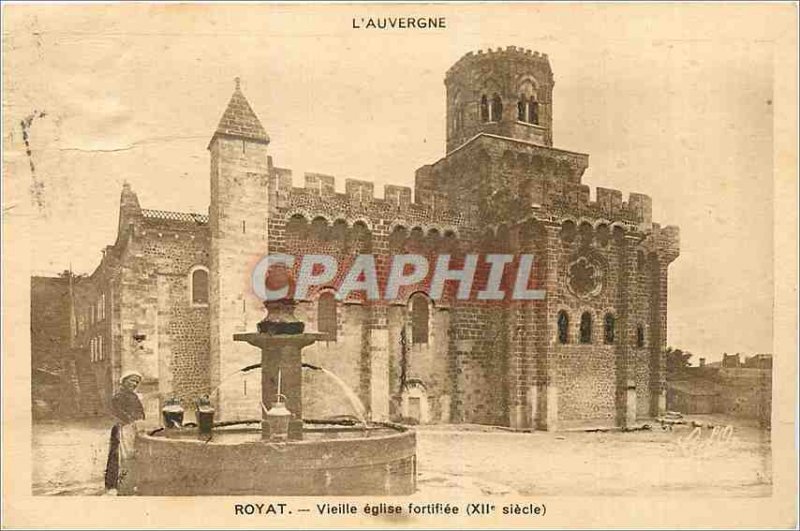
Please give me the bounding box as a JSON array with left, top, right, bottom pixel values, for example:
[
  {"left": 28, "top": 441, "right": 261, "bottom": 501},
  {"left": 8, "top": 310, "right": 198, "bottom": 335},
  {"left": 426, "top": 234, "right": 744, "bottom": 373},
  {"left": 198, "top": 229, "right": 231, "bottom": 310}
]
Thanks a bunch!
[
  {"left": 567, "top": 186, "right": 652, "bottom": 227},
  {"left": 304, "top": 172, "right": 335, "bottom": 195},
  {"left": 590, "top": 189, "right": 651, "bottom": 224},
  {"left": 650, "top": 223, "right": 680, "bottom": 257},
  {"left": 270, "top": 168, "right": 417, "bottom": 209},
  {"left": 447, "top": 46, "right": 551, "bottom": 77},
  {"left": 414, "top": 143, "right": 652, "bottom": 228}
]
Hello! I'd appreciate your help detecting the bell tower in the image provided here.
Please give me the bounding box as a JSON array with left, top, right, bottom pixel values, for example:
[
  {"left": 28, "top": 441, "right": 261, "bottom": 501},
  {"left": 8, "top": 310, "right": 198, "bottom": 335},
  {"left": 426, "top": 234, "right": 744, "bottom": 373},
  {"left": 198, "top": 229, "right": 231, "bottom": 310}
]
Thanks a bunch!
[
  {"left": 445, "top": 46, "right": 554, "bottom": 153},
  {"left": 208, "top": 77, "right": 272, "bottom": 419}
]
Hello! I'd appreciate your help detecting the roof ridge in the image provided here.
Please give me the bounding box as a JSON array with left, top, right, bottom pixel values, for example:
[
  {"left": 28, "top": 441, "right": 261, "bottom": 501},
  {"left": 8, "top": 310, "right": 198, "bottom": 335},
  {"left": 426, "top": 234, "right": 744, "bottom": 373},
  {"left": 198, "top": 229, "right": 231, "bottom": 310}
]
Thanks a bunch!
[{"left": 141, "top": 208, "right": 209, "bottom": 224}]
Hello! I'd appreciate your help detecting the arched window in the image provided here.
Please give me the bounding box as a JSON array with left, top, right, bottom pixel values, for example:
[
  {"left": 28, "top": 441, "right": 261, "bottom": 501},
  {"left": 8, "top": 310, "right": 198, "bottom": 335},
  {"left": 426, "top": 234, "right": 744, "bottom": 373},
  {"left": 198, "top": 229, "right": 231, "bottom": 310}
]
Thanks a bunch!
[
  {"left": 450, "top": 93, "right": 458, "bottom": 133},
  {"left": 517, "top": 96, "right": 540, "bottom": 125},
  {"left": 560, "top": 220, "right": 577, "bottom": 243},
  {"left": 190, "top": 267, "right": 209, "bottom": 305},
  {"left": 491, "top": 94, "right": 503, "bottom": 122},
  {"left": 604, "top": 314, "right": 615, "bottom": 344},
  {"left": 557, "top": 311, "right": 569, "bottom": 344},
  {"left": 287, "top": 213, "right": 309, "bottom": 237},
  {"left": 580, "top": 312, "right": 592, "bottom": 344},
  {"left": 636, "top": 324, "right": 645, "bottom": 348},
  {"left": 480, "top": 95, "right": 489, "bottom": 123},
  {"left": 529, "top": 97, "right": 539, "bottom": 125},
  {"left": 452, "top": 92, "right": 464, "bottom": 133},
  {"left": 317, "top": 291, "right": 337, "bottom": 342},
  {"left": 410, "top": 293, "right": 430, "bottom": 345}
]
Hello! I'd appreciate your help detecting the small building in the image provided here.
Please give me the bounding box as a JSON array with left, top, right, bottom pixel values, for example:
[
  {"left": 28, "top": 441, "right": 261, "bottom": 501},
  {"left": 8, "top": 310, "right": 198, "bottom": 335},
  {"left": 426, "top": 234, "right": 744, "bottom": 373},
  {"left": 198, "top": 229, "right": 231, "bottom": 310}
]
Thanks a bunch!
[
  {"left": 743, "top": 354, "right": 772, "bottom": 370},
  {"left": 722, "top": 353, "right": 742, "bottom": 368}
]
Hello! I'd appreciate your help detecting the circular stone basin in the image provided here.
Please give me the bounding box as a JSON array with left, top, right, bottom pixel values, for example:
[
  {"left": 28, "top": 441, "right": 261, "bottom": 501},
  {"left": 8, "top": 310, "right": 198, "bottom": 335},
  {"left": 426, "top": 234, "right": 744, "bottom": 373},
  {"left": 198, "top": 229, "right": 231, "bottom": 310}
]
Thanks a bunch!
[{"left": 132, "top": 421, "right": 416, "bottom": 496}]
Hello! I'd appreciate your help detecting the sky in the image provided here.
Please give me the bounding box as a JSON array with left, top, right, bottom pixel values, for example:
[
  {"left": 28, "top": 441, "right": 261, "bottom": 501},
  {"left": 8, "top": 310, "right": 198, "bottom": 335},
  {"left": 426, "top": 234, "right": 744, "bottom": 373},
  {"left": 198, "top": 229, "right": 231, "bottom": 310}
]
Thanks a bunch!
[{"left": 3, "top": 4, "right": 786, "bottom": 360}]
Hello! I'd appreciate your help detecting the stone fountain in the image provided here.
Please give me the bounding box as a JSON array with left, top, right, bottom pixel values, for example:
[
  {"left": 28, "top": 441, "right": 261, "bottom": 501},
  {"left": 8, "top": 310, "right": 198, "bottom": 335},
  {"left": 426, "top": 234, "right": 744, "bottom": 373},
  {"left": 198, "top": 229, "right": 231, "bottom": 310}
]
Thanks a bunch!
[{"left": 130, "top": 265, "right": 416, "bottom": 496}]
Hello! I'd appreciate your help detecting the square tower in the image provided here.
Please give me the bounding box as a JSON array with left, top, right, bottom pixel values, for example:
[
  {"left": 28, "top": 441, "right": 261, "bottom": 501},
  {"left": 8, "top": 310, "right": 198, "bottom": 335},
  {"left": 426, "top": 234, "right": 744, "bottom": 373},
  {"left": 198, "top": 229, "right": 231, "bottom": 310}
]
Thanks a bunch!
[{"left": 208, "top": 78, "right": 272, "bottom": 419}]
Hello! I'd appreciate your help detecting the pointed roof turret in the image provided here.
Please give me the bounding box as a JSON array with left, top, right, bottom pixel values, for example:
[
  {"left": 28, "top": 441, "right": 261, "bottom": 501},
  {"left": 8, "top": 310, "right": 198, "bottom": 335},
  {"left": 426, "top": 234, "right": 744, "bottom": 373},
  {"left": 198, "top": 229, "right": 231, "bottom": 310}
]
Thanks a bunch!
[
  {"left": 211, "top": 77, "right": 269, "bottom": 145},
  {"left": 114, "top": 181, "right": 143, "bottom": 247}
]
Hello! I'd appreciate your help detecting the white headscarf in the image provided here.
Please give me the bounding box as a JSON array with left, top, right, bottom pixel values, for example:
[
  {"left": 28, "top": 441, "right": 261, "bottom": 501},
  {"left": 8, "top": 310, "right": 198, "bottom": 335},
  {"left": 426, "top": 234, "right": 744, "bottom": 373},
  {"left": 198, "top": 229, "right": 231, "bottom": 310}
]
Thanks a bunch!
[{"left": 119, "top": 370, "right": 143, "bottom": 384}]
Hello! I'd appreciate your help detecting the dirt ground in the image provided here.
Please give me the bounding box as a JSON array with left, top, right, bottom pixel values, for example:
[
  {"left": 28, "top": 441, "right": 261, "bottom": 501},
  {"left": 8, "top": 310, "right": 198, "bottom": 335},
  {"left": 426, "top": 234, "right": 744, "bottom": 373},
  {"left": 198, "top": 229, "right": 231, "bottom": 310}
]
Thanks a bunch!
[
  {"left": 32, "top": 415, "right": 771, "bottom": 497},
  {"left": 413, "top": 416, "right": 771, "bottom": 497}
]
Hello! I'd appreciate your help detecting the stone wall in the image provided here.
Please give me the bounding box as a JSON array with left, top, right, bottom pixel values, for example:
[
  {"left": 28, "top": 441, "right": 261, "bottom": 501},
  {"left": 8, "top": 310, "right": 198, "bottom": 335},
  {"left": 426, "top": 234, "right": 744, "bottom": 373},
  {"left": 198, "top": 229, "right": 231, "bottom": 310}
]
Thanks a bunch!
[
  {"left": 299, "top": 302, "right": 367, "bottom": 421},
  {"left": 255, "top": 141, "right": 678, "bottom": 429},
  {"left": 715, "top": 368, "right": 772, "bottom": 423},
  {"left": 109, "top": 199, "right": 212, "bottom": 413},
  {"left": 71, "top": 259, "right": 115, "bottom": 415},
  {"left": 413, "top": 131, "right": 678, "bottom": 428}
]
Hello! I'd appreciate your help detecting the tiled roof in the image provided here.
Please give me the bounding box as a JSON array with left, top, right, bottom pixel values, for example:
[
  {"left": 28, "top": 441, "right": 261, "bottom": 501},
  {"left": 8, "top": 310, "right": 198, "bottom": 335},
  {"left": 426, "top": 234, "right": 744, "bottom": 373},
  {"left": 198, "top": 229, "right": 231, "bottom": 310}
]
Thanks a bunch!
[
  {"left": 213, "top": 78, "right": 269, "bottom": 143},
  {"left": 141, "top": 208, "right": 208, "bottom": 225}
]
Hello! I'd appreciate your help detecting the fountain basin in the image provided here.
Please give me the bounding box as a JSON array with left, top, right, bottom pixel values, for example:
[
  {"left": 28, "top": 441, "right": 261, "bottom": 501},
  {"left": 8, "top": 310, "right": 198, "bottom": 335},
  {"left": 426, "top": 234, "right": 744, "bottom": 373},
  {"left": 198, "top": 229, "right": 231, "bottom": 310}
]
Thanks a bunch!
[{"left": 131, "top": 421, "right": 416, "bottom": 495}]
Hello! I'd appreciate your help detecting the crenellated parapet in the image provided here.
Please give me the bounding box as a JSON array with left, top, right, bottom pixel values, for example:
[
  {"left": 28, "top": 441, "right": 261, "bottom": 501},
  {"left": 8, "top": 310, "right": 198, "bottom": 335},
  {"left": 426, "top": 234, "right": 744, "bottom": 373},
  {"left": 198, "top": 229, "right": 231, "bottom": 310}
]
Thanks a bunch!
[
  {"left": 271, "top": 166, "right": 293, "bottom": 191},
  {"left": 641, "top": 223, "right": 680, "bottom": 263},
  {"left": 593, "top": 188, "right": 651, "bottom": 227},
  {"left": 446, "top": 46, "right": 552, "bottom": 78},
  {"left": 266, "top": 166, "right": 466, "bottom": 236},
  {"left": 548, "top": 185, "right": 653, "bottom": 229},
  {"left": 413, "top": 134, "right": 654, "bottom": 230},
  {"left": 384, "top": 184, "right": 413, "bottom": 208},
  {"left": 344, "top": 178, "right": 375, "bottom": 203},
  {"left": 304, "top": 172, "right": 336, "bottom": 196}
]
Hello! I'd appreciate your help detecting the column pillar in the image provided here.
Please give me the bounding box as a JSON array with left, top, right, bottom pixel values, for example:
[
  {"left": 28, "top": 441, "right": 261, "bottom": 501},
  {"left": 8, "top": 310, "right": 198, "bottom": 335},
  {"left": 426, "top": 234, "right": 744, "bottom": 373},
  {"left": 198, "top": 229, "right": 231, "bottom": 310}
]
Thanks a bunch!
[
  {"left": 234, "top": 332, "right": 321, "bottom": 440},
  {"left": 368, "top": 305, "right": 390, "bottom": 421},
  {"left": 616, "top": 233, "right": 639, "bottom": 429},
  {"left": 651, "top": 260, "right": 670, "bottom": 417},
  {"left": 539, "top": 223, "right": 560, "bottom": 431}
]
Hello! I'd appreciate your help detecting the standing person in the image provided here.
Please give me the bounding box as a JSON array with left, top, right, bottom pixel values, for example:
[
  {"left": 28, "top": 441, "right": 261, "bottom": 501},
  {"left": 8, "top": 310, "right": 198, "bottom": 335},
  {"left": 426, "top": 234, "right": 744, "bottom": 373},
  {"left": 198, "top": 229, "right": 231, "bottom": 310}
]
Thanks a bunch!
[{"left": 104, "top": 370, "right": 145, "bottom": 494}]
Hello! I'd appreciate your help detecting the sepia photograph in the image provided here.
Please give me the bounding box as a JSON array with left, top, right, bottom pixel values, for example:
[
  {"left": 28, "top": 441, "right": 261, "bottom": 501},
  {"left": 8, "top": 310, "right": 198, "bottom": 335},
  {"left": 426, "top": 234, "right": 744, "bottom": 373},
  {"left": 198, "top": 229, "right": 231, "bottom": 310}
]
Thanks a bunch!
[{"left": 2, "top": 2, "right": 797, "bottom": 529}]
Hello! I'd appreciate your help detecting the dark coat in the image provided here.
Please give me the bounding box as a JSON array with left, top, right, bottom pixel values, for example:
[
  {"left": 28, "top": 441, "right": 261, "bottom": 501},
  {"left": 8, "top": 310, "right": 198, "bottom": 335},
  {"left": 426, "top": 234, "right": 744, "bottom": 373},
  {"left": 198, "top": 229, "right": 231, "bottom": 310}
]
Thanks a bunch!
[
  {"left": 110, "top": 389, "right": 145, "bottom": 425},
  {"left": 105, "top": 389, "right": 145, "bottom": 491}
]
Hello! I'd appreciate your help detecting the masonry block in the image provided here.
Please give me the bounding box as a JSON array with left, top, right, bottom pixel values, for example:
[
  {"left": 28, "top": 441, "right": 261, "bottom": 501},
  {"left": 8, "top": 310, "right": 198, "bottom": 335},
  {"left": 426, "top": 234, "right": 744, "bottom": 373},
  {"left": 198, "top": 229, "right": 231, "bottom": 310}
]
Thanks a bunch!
[
  {"left": 304, "top": 172, "right": 336, "bottom": 196},
  {"left": 345, "top": 178, "right": 375, "bottom": 203},
  {"left": 596, "top": 187, "right": 623, "bottom": 217},
  {"left": 384, "top": 185, "right": 412, "bottom": 208}
]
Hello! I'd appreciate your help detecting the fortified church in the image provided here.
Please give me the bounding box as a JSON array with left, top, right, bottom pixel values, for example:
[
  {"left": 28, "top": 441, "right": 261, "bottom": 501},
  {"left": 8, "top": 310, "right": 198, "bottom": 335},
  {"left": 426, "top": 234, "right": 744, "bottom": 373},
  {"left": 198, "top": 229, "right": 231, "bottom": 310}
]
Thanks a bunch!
[{"left": 32, "top": 47, "right": 679, "bottom": 430}]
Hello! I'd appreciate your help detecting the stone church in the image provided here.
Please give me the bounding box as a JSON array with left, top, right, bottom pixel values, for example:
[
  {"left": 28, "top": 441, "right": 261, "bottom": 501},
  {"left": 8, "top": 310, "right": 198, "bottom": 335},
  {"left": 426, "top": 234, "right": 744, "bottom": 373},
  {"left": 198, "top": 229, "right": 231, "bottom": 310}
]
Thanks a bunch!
[{"left": 32, "top": 47, "right": 679, "bottom": 430}]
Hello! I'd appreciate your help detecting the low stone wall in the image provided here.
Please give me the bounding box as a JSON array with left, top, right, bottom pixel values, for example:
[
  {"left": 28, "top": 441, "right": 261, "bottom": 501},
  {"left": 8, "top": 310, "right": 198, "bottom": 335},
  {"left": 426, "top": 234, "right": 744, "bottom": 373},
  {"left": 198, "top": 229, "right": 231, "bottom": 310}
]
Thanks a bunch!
[
  {"left": 715, "top": 368, "right": 771, "bottom": 424},
  {"left": 666, "top": 368, "right": 772, "bottom": 425}
]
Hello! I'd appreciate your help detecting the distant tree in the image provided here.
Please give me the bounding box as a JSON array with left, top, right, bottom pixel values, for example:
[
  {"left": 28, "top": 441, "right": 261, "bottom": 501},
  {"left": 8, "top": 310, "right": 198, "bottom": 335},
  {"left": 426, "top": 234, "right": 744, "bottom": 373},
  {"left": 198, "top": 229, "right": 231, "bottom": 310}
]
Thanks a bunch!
[{"left": 666, "top": 347, "right": 693, "bottom": 376}]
